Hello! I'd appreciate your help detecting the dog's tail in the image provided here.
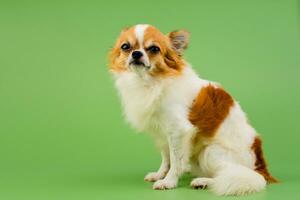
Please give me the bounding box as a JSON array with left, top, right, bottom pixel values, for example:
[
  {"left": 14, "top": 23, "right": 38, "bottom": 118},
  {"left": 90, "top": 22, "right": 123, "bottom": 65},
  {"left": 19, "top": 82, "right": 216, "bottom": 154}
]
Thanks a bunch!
[
  {"left": 210, "top": 164, "right": 267, "bottom": 196},
  {"left": 251, "top": 136, "right": 279, "bottom": 184}
]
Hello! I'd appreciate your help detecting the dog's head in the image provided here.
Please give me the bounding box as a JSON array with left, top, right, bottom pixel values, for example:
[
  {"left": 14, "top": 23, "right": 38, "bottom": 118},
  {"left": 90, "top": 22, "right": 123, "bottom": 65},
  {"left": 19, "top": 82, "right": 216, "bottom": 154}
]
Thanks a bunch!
[{"left": 109, "top": 24, "right": 189, "bottom": 77}]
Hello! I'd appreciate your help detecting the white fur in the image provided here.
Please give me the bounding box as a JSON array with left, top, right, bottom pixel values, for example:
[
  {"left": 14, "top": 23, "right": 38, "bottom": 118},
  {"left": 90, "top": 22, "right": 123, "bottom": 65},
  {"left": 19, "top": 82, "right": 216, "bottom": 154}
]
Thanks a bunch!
[
  {"left": 112, "top": 26, "right": 266, "bottom": 195},
  {"left": 135, "top": 24, "right": 148, "bottom": 45},
  {"left": 211, "top": 164, "right": 266, "bottom": 195}
]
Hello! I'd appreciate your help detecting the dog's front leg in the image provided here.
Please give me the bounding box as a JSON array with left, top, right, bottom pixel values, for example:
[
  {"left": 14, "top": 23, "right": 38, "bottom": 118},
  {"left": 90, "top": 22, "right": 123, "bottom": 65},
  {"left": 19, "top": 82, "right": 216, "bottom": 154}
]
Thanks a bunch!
[
  {"left": 144, "top": 146, "right": 170, "bottom": 182},
  {"left": 153, "top": 134, "right": 183, "bottom": 190}
]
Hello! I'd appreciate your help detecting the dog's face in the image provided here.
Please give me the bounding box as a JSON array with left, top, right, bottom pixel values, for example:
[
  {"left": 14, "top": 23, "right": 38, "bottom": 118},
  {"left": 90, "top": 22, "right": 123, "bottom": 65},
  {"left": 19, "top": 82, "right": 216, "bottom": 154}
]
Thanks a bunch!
[{"left": 109, "top": 24, "right": 189, "bottom": 77}]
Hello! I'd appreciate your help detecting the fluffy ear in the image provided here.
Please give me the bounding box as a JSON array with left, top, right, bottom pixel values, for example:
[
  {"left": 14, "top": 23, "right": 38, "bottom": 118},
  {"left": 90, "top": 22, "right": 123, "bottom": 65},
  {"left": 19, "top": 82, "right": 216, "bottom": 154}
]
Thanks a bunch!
[{"left": 168, "top": 30, "right": 190, "bottom": 55}]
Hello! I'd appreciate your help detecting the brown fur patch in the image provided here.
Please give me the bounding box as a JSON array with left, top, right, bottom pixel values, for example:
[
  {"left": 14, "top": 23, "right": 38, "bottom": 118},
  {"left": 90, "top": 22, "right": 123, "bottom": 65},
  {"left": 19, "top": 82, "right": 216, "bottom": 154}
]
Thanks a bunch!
[
  {"left": 251, "top": 137, "right": 278, "bottom": 183},
  {"left": 189, "top": 84, "right": 234, "bottom": 137}
]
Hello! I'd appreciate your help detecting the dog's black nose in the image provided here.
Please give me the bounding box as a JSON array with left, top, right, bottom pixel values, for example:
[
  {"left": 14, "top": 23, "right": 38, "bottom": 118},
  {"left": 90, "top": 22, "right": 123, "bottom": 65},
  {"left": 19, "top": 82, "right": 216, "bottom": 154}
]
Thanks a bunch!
[{"left": 132, "top": 51, "right": 143, "bottom": 60}]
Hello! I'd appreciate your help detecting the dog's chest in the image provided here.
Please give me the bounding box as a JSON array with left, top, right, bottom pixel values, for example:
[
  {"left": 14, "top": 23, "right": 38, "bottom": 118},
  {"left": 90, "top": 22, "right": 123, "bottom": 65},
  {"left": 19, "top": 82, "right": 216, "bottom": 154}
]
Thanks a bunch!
[
  {"left": 115, "top": 73, "right": 168, "bottom": 132},
  {"left": 114, "top": 70, "right": 204, "bottom": 134}
]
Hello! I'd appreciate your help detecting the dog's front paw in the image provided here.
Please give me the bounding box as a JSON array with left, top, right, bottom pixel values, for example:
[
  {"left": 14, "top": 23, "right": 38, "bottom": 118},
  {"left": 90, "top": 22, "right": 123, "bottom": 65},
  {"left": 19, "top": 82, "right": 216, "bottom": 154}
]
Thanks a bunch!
[
  {"left": 153, "top": 179, "right": 177, "bottom": 190},
  {"left": 144, "top": 172, "right": 165, "bottom": 182}
]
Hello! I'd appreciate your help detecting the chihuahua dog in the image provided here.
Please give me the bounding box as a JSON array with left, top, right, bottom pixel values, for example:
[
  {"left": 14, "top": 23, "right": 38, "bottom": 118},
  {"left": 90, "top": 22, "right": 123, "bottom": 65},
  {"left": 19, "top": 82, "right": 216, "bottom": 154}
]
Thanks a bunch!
[{"left": 108, "top": 24, "right": 277, "bottom": 195}]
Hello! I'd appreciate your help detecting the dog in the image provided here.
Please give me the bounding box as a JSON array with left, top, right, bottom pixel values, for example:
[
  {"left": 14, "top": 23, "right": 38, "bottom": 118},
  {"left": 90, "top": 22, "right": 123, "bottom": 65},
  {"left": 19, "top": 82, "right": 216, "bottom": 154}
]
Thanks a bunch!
[{"left": 108, "top": 24, "right": 277, "bottom": 195}]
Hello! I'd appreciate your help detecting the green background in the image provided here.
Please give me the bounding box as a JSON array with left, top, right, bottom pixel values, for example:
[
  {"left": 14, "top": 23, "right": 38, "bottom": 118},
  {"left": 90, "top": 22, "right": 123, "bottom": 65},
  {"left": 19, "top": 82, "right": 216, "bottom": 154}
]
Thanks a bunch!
[{"left": 1, "top": 0, "right": 299, "bottom": 199}]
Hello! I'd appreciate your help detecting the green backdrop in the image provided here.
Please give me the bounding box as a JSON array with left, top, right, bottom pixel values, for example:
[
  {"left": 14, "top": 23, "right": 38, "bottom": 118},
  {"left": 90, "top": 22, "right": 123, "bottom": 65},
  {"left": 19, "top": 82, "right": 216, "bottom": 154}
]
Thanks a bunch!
[{"left": 1, "top": 0, "right": 300, "bottom": 199}]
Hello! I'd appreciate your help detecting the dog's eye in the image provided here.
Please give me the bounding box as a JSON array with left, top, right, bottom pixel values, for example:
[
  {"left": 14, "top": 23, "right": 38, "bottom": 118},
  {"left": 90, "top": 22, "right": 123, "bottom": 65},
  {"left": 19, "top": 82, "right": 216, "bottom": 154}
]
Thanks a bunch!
[
  {"left": 147, "top": 45, "right": 160, "bottom": 54},
  {"left": 121, "top": 43, "right": 131, "bottom": 51}
]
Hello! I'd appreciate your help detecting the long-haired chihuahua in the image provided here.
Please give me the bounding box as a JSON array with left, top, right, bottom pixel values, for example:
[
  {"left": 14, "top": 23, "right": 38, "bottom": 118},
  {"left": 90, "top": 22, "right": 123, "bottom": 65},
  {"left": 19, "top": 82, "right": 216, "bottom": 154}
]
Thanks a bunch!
[{"left": 108, "top": 24, "right": 277, "bottom": 196}]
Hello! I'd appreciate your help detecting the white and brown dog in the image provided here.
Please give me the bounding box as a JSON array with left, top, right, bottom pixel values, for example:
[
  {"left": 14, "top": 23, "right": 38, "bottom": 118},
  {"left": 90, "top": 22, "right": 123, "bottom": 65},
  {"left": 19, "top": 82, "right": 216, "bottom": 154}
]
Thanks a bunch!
[{"left": 108, "top": 24, "right": 277, "bottom": 195}]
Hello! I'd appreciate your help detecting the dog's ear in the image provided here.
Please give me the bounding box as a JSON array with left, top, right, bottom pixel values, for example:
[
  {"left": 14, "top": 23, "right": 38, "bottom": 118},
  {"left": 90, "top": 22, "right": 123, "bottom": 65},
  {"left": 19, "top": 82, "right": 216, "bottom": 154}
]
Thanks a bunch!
[{"left": 167, "top": 30, "right": 190, "bottom": 55}]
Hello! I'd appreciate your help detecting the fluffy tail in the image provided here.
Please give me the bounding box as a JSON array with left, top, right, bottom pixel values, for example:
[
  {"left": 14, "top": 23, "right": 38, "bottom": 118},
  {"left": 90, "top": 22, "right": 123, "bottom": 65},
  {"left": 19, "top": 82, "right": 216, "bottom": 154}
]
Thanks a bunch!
[
  {"left": 210, "top": 164, "right": 267, "bottom": 196},
  {"left": 252, "top": 136, "right": 279, "bottom": 183}
]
